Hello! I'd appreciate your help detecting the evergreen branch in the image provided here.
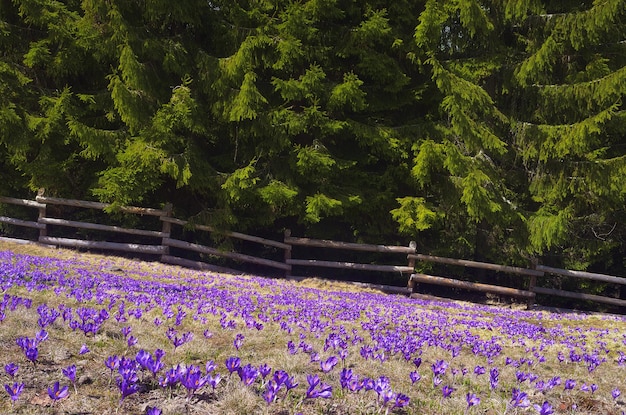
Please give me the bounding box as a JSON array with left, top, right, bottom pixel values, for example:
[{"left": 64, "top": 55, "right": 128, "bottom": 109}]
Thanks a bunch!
[
  {"left": 529, "top": 64, "right": 626, "bottom": 89},
  {"left": 516, "top": 108, "right": 626, "bottom": 129}
]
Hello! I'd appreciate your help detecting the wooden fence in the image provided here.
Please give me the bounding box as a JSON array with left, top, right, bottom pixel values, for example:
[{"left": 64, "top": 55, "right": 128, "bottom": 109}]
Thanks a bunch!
[
  {"left": 284, "top": 230, "right": 416, "bottom": 295},
  {"left": 0, "top": 191, "right": 625, "bottom": 311}
]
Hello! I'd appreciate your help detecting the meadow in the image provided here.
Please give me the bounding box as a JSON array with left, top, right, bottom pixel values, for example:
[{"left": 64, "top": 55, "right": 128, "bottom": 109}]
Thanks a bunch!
[{"left": 0, "top": 241, "right": 624, "bottom": 415}]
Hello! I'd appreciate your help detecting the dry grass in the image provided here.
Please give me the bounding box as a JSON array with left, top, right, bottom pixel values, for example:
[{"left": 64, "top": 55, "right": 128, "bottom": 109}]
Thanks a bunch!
[{"left": 0, "top": 241, "right": 624, "bottom": 415}]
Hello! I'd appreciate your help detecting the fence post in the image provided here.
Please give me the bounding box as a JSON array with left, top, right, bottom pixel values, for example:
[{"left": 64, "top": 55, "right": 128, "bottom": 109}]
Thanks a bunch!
[
  {"left": 160, "top": 203, "right": 173, "bottom": 263},
  {"left": 284, "top": 229, "right": 292, "bottom": 278},
  {"left": 407, "top": 241, "right": 416, "bottom": 291},
  {"left": 527, "top": 257, "right": 539, "bottom": 309},
  {"left": 36, "top": 188, "right": 48, "bottom": 244}
]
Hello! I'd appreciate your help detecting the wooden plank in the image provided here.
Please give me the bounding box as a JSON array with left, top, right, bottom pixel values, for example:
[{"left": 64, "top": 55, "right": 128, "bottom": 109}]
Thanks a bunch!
[
  {"left": 161, "top": 255, "right": 243, "bottom": 275},
  {"left": 533, "top": 286, "right": 626, "bottom": 307},
  {"left": 39, "top": 236, "right": 165, "bottom": 254},
  {"left": 35, "top": 196, "right": 167, "bottom": 216},
  {"left": 0, "top": 236, "right": 38, "bottom": 245},
  {"left": 286, "top": 275, "right": 412, "bottom": 295},
  {"left": 348, "top": 281, "right": 412, "bottom": 295},
  {"left": 285, "top": 236, "right": 416, "bottom": 254},
  {"left": 409, "top": 253, "right": 544, "bottom": 277},
  {"left": 287, "top": 258, "right": 414, "bottom": 273},
  {"left": 410, "top": 292, "right": 455, "bottom": 303},
  {"left": 536, "top": 265, "right": 626, "bottom": 285},
  {"left": 0, "top": 216, "right": 46, "bottom": 230},
  {"left": 160, "top": 216, "right": 290, "bottom": 250},
  {"left": 163, "top": 237, "right": 290, "bottom": 271},
  {"left": 38, "top": 217, "right": 164, "bottom": 237},
  {"left": 410, "top": 273, "right": 536, "bottom": 299},
  {"left": 0, "top": 196, "right": 45, "bottom": 209}
]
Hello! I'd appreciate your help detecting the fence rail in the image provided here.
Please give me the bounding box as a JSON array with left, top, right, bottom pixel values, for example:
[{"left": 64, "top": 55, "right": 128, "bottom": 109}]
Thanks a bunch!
[{"left": 0, "top": 190, "right": 625, "bottom": 310}]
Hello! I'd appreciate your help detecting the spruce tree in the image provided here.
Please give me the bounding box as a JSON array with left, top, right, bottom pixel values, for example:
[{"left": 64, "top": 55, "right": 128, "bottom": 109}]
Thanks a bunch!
[{"left": 402, "top": 0, "right": 626, "bottom": 270}]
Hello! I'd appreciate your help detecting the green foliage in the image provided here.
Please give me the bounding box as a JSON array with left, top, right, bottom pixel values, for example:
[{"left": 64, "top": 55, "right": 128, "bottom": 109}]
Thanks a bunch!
[
  {"left": 528, "top": 206, "right": 573, "bottom": 253},
  {"left": 1, "top": 0, "right": 626, "bottom": 276},
  {"left": 390, "top": 197, "right": 440, "bottom": 233},
  {"left": 305, "top": 193, "right": 343, "bottom": 223},
  {"left": 328, "top": 72, "right": 367, "bottom": 113}
]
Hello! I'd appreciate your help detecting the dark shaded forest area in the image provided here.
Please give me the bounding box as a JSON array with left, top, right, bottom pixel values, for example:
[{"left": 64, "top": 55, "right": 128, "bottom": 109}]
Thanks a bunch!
[{"left": 1, "top": 0, "right": 626, "bottom": 291}]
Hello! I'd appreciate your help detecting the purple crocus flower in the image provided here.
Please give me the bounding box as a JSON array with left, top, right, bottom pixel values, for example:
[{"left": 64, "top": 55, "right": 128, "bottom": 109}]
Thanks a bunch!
[
  {"left": 126, "top": 336, "right": 138, "bottom": 348},
  {"left": 35, "top": 329, "right": 48, "bottom": 344},
  {"left": 63, "top": 364, "right": 77, "bottom": 392},
  {"left": 48, "top": 382, "right": 69, "bottom": 402},
  {"left": 373, "top": 376, "right": 391, "bottom": 397},
  {"left": 564, "top": 379, "right": 576, "bottom": 390},
  {"left": 273, "top": 370, "right": 288, "bottom": 386},
  {"left": 511, "top": 388, "right": 530, "bottom": 408},
  {"left": 489, "top": 367, "right": 499, "bottom": 389},
  {"left": 393, "top": 393, "right": 410, "bottom": 409},
  {"left": 546, "top": 376, "right": 561, "bottom": 389},
  {"left": 225, "top": 356, "right": 241, "bottom": 374},
  {"left": 117, "top": 377, "right": 139, "bottom": 401},
  {"left": 63, "top": 364, "right": 77, "bottom": 383},
  {"left": 234, "top": 333, "right": 245, "bottom": 350},
  {"left": 207, "top": 373, "right": 222, "bottom": 390},
  {"left": 362, "top": 377, "right": 375, "bottom": 391},
  {"left": 284, "top": 375, "right": 298, "bottom": 391},
  {"left": 533, "top": 401, "right": 554, "bottom": 415},
  {"left": 237, "top": 364, "right": 259, "bottom": 386},
  {"left": 306, "top": 373, "right": 320, "bottom": 390},
  {"left": 180, "top": 365, "right": 207, "bottom": 398},
  {"left": 287, "top": 340, "right": 297, "bottom": 355},
  {"left": 466, "top": 392, "right": 480, "bottom": 408},
  {"left": 340, "top": 368, "right": 353, "bottom": 389},
  {"left": 442, "top": 385, "right": 455, "bottom": 398},
  {"left": 205, "top": 360, "right": 217, "bottom": 373},
  {"left": 121, "top": 326, "right": 132, "bottom": 338},
  {"left": 4, "top": 382, "right": 24, "bottom": 401},
  {"left": 315, "top": 383, "right": 333, "bottom": 399},
  {"left": 5, "top": 363, "right": 18, "bottom": 378},
  {"left": 320, "top": 356, "right": 338, "bottom": 373},
  {"left": 432, "top": 359, "right": 448, "bottom": 377},
  {"left": 409, "top": 371, "right": 421, "bottom": 383},
  {"left": 145, "top": 407, "right": 162, "bottom": 415},
  {"left": 259, "top": 363, "right": 271, "bottom": 379},
  {"left": 612, "top": 388, "right": 621, "bottom": 400},
  {"left": 263, "top": 380, "right": 279, "bottom": 404},
  {"left": 25, "top": 346, "right": 38, "bottom": 364},
  {"left": 474, "top": 365, "right": 486, "bottom": 375},
  {"left": 159, "top": 366, "right": 181, "bottom": 389},
  {"left": 347, "top": 376, "right": 363, "bottom": 392},
  {"left": 306, "top": 374, "right": 332, "bottom": 399},
  {"left": 136, "top": 349, "right": 152, "bottom": 369},
  {"left": 105, "top": 355, "right": 121, "bottom": 378},
  {"left": 263, "top": 380, "right": 280, "bottom": 405}
]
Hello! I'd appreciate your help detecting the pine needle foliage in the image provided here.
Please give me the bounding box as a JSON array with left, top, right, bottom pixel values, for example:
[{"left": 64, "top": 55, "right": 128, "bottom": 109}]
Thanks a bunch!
[{"left": 1, "top": 0, "right": 626, "bottom": 273}]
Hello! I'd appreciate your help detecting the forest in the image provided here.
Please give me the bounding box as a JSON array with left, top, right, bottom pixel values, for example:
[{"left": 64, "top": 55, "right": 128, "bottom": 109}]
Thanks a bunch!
[{"left": 1, "top": 0, "right": 626, "bottom": 278}]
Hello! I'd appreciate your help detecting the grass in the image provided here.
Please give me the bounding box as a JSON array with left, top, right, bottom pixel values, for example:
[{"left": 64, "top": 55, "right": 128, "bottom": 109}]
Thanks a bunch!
[{"left": 0, "top": 241, "right": 624, "bottom": 415}]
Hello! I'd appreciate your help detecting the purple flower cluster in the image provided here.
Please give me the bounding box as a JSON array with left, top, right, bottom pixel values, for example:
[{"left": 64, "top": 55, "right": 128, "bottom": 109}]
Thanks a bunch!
[{"left": 0, "top": 249, "right": 625, "bottom": 414}]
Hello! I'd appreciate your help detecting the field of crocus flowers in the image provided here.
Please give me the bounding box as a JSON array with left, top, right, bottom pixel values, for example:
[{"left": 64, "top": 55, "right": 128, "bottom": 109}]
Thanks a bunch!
[{"left": 0, "top": 241, "right": 624, "bottom": 415}]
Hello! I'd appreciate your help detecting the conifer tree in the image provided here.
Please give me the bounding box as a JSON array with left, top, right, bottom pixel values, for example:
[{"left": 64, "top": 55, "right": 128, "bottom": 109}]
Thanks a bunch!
[
  {"left": 510, "top": 0, "right": 626, "bottom": 269},
  {"left": 402, "top": 0, "right": 626, "bottom": 269},
  {"left": 208, "top": 0, "right": 424, "bottom": 237}
]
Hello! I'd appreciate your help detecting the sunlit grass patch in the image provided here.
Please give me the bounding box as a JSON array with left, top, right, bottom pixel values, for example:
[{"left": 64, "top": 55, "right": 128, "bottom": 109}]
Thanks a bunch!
[{"left": 0, "top": 241, "right": 624, "bottom": 414}]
